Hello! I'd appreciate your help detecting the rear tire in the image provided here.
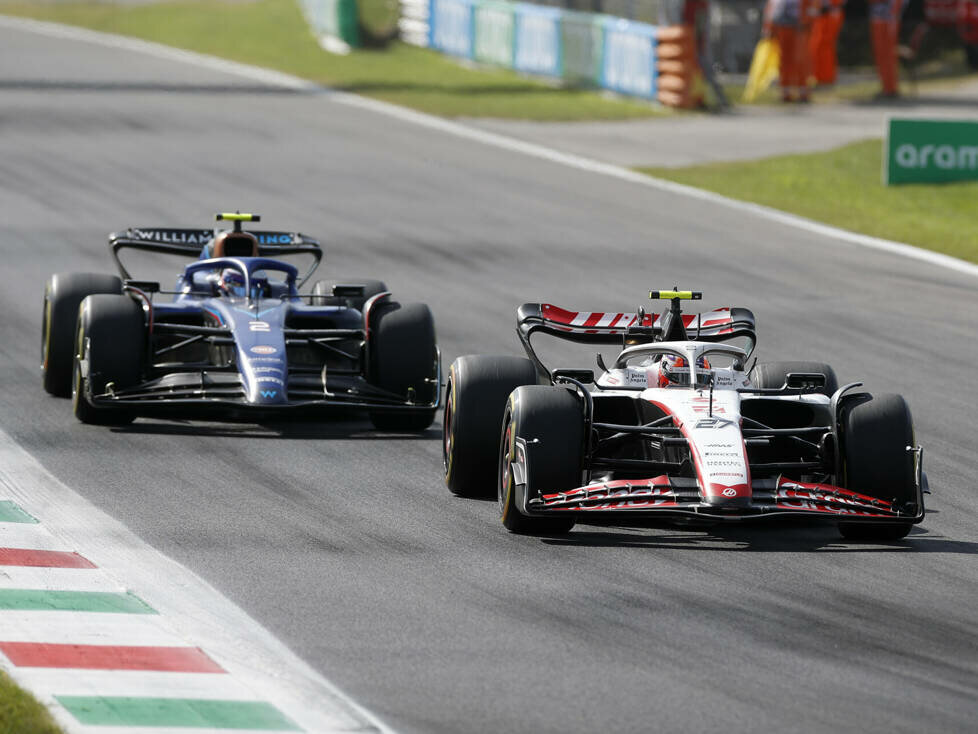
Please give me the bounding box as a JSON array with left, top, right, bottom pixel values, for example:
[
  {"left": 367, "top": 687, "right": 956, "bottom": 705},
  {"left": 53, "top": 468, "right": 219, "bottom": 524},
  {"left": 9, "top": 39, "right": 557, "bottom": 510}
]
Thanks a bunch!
[
  {"left": 368, "top": 301, "right": 437, "bottom": 431},
  {"left": 310, "top": 278, "right": 387, "bottom": 312},
  {"left": 837, "top": 393, "right": 917, "bottom": 541},
  {"left": 72, "top": 295, "right": 144, "bottom": 426},
  {"left": 42, "top": 273, "right": 122, "bottom": 397},
  {"left": 499, "top": 385, "right": 581, "bottom": 535},
  {"left": 444, "top": 355, "right": 539, "bottom": 498},
  {"left": 752, "top": 360, "right": 838, "bottom": 396}
]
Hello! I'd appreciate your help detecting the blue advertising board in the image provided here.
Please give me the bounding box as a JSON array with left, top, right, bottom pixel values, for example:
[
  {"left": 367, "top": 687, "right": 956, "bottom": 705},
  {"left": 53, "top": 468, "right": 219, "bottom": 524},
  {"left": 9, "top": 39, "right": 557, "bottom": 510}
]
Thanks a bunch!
[
  {"left": 514, "top": 4, "right": 563, "bottom": 77},
  {"left": 430, "top": 0, "right": 476, "bottom": 58},
  {"left": 600, "top": 18, "right": 657, "bottom": 99}
]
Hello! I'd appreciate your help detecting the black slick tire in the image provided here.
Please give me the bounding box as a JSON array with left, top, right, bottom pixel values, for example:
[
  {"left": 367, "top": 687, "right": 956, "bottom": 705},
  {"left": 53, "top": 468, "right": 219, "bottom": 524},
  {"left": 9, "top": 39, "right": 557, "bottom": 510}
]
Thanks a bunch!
[
  {"left": 310, "top": 278, "right": 387, "bottom": 312},
  {"left": 72, "top": 294, "right": 144, "bottom": 426},
  {"left": 838, "top": 393, "right": 917, "bottom": 541},
  {"left": 443, "top": 355, "right": 538, "bottom": 498},
  {"left": 499, "top": 385, "right": 581, "bottom": 535},
  {"left": 752, "top": 360, "right": 839, "bottom": 396},
  {"left": 42, "top": 272, "right": 122, "bottom": 397},
  {"left": 367, "top": 301, "right": 437, "bottom": 432}
]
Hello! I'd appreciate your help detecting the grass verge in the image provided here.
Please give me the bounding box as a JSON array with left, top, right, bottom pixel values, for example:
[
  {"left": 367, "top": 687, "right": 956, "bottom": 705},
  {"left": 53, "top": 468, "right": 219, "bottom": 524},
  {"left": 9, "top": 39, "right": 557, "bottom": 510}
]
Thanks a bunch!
[
  {"left": 0, "top": 0, "right": 667, "bottom": 121},
  {"left": 0, "top": 670, "right": 63, "bottom": 734},
  {"left": 640, "top": 139, "right": 978, "bottom": 264}
]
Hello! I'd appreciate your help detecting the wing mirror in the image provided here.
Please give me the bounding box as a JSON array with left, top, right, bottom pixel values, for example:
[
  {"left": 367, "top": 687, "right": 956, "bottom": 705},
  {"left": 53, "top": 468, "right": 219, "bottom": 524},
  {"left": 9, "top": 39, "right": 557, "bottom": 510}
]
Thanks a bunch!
[
  {"left": 552, "top": 368, "right": 595, "bottom": 385},
  {"left": 785, "top": 372, "right": 826, "bottom": 390}
]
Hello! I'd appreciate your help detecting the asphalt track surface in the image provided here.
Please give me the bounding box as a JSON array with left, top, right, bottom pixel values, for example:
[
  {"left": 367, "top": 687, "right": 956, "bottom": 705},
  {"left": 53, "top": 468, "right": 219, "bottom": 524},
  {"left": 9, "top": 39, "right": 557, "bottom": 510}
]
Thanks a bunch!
[{"left": 2, "top": 24, "right": 978, "bottom": 734}]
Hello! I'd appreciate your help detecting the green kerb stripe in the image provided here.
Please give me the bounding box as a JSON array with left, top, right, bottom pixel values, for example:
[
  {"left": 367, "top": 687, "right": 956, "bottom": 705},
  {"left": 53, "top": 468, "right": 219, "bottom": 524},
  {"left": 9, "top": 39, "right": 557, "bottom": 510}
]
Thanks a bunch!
[
  {"left": 0, "top": 589, "right": 156, "bottom": 613},
  {"left": 0, "top": 500, "right": 38, "bottom": 523},
  {"left": 56, "top": 697, "right": 302, "bottom": 730}
]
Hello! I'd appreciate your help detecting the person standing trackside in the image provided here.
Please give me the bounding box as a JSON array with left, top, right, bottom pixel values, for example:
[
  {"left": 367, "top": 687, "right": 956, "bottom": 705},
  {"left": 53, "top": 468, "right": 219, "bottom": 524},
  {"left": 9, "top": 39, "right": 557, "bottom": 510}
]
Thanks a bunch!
[
  {"left": 763, "top": 0, "right": 820, "bottom": 102},
  {"left": 809, "top": 0, "right": 845, "bottom": 85},
  {"left": 869, "top": 0, "right": 907, "bottom": 97}
]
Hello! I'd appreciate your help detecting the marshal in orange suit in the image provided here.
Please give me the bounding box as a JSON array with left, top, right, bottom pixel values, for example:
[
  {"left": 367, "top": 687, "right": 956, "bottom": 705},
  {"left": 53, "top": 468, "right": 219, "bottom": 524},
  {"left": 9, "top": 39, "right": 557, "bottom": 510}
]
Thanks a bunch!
[
  {"left": 764, "top": 0, "right": 821, "bottom": 101},
  {"left": 869, "top": 0, "right": 908, "bottom": 96},
  {"left": 809, "top": 0, "right": 845, "bottom": 85}
]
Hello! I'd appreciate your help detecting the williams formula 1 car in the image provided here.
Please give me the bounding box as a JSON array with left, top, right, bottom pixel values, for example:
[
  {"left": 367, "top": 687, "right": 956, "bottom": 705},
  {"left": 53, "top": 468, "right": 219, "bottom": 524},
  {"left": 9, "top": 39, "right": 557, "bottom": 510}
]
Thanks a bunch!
[
  {"left": 443, "top": 290, "right": 926, "bottom": 541},
  {"left": 41, "top": 213, "right": 439, "bottom": 430}
]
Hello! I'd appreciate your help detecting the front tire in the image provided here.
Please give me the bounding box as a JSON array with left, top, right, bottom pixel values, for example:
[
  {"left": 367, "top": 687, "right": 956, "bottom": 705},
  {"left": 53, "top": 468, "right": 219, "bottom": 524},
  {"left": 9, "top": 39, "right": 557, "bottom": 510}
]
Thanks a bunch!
[
  {"left": 444, "top": 355, "right": 539, "bottom": 498},
  {"left": 837, "top": 393, "right": 917, "bottom": 541},
  {"left": 499, "top": 385, "right": 582, "bottom": 535},
  {"left": 42, "top": 272, "right": 122, "bottom": 397},
  {"left": 367, "top": 301, "right": 437, "bottom": 431},
  {"left": 72, "top": 294, "right": 144, "bottom": 426}
]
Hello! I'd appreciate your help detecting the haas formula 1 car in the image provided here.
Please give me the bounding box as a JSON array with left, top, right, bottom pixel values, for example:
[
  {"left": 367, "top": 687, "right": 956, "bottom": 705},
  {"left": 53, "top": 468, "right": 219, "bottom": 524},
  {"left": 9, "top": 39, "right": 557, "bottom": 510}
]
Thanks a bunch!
[
  {"left": 41, "top": 213, "right": 439, "bottom": 430},
  {"left": 443, "top": 291, "right": 926, "bottom": 541}
]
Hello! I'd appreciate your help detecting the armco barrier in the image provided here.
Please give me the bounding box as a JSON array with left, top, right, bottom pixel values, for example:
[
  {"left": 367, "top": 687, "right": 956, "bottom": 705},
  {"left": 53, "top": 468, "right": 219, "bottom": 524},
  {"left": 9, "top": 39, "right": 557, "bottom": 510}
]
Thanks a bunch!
[
  {"left": 601, "top": 17, "right": 657, "bottom": 99},
  {"left": 430, "top": 0, "right": 475, "bottom": 58},
  {"left": 514, "top": 4, "right": 562, "bottom": 77}
]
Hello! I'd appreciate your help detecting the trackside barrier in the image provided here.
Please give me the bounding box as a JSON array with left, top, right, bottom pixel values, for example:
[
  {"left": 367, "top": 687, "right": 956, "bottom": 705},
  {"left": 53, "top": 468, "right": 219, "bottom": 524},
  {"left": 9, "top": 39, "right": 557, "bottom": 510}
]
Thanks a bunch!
[
  {"left": 514, "top": 4, "right": 562, "bottom": 77},
  {"left": 601, "top": 17, "right": 657, "bottom": 99},
  {"left": 430, "top": 0, "right": 476, "bottom": 58},
  {"left": 300, "top": 0, "right": 361, "bottom": 48},
  {"left": 424, "top": 0, "right": 704, "bottom": 104},
  {"left": 560, "top": 11, "right": 605, "bottom": 84},
  {"left": 474, "top": 1, "right": 514, "bottom": 66}
]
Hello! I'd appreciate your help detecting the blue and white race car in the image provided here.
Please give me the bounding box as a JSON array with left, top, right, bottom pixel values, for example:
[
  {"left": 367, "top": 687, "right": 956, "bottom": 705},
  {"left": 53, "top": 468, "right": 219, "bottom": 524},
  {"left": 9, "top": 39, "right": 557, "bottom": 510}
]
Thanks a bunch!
[{"left": 41, "top": 213, "right": 439, "bottom": 430}]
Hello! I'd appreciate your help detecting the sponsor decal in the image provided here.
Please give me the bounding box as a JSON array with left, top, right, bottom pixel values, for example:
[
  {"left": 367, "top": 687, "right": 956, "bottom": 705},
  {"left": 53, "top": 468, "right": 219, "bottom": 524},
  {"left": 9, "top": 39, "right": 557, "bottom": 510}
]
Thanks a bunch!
[
  {"left": 256, "top": 233, "right": 294, "bottom": 245},
  {"left": 250, "top": 345, "right": 277, "bottom": 355},
  {"left": 253, "top": 367, "right": 283, "bottom": 374},
  {"left": 256, "top": 377, "right": 284, "bottom": 385},
  {"left": 886, "top": 119, "right": 978, "bottom": 185},
  {"left": 695, "top": 418, "right": 721, "bottom": 429},
  {"left": 605, "top": 375, "right": 620, "bottom": 385},
  {"left": 259, "top": 389, "right": 278, "bottom": 399},
  {"left": 247, "top": 356, "right": 282, "bottom": 363},
  {"left": 130, "top": 229, "right": 213, "bottom": 244},
  {"left": 690, "top": 396, "right": 725, "bottom": 414},
  {"left": 624, "top": 369, "right": 648, "bottom": 387},
  {"left": 722, "top": 488, "right": 737, "bottom": 497},
  {"left": 248, "top": 321, "right": 270, "bottom": 332}
]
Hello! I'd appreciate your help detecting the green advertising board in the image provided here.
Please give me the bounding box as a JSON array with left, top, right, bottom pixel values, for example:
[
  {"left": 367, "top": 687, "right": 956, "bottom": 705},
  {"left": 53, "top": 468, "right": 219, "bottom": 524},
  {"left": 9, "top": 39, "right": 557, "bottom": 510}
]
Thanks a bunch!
[
  {"left": 474, "top": 2, "right": 515, "bottom": 67},
  {"left": 885, "top": 118, "right": 978, "bottom": 185}
]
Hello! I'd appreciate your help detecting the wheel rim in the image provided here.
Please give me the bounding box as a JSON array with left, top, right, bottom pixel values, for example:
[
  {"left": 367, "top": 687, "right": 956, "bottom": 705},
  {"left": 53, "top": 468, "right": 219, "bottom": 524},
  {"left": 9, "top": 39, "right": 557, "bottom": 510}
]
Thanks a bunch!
[
  {"left": 41, "top": 294, "right": 52, "bottom": 371},
  {"left": 442, "top": 380, "right": 453, "bottom": 476},
  {"left": 71, "top": 318, "right": 85, "bottom": 411},
  {"left": 498, "top": 417, "right": 513, "bottom": 513}
]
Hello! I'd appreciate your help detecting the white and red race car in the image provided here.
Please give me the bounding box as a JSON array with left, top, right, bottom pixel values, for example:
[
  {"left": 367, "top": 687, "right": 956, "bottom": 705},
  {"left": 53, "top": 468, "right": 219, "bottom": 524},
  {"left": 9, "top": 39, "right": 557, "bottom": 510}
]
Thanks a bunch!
[{"left": 443, "top": 291, "right": 926, "bottom": 541}]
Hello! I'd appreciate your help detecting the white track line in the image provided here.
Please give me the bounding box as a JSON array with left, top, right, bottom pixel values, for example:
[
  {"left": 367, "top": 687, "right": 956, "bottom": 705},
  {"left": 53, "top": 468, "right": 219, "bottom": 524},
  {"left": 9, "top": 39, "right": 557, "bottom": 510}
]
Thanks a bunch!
[
  {"left": 1, "top": 14, "right": 975, "bottom": 279},
  {"left": 0, "top": 566, "right": 121, "bottom": 593},
  {"left": 0, "top": 611, "right": 188, "bottom": 646},
  {"left": 0, "top": 428, "right": 393, "bottom": 734}
]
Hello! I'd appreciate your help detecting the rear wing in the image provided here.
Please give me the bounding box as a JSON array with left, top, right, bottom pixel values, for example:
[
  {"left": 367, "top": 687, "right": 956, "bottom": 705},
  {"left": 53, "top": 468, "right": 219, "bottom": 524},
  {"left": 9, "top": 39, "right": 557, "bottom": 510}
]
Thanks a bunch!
[
  {"left": 516, "top": 303, "right": 757, "bottom": 374},
  {"left": 107, "top": 227, "right": 323, "bottom": 285}
]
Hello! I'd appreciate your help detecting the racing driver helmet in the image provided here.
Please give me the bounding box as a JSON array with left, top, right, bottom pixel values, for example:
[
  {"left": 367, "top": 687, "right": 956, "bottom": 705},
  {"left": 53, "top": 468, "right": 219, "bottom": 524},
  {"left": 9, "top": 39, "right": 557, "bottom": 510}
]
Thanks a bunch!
[
  {"left": 218, "top": 268, "right": 246, "bottom": 298},
  {"left": 654, "top": 354, "right": 712, "bottom": 388}
]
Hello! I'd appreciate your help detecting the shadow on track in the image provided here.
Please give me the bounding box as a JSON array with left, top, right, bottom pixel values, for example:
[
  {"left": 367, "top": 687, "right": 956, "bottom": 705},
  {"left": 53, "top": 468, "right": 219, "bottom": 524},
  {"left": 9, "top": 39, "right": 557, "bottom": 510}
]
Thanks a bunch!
[
  {"left": 0, "top": 80, "right": 315, "bottom": 95},
  {"left": 541, "top": 524, "right": 978, "bottom": 554},
  {"left": 110, "top": 417, "right": 438, "bottom": 441}
]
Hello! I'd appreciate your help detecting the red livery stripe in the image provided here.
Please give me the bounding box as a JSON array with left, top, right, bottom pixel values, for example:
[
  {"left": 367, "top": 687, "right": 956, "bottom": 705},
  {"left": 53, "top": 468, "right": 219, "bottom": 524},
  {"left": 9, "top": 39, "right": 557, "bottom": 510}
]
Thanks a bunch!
[
  {"left": 0, "top": 642, "right": 225, "bottom": 673},
  {"left": 0, "top": 548, "right": 96, "bottom": 569},
  {"left": 582, "top": 312, "right": 603, "bottom": 327}
]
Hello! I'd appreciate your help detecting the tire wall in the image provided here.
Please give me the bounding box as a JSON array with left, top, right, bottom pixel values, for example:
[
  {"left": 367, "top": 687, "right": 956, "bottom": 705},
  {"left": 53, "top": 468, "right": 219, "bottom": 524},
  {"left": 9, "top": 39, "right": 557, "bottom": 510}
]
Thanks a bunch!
[{"left": 299, "top": 0, "right": 401, "bottom": 47}]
